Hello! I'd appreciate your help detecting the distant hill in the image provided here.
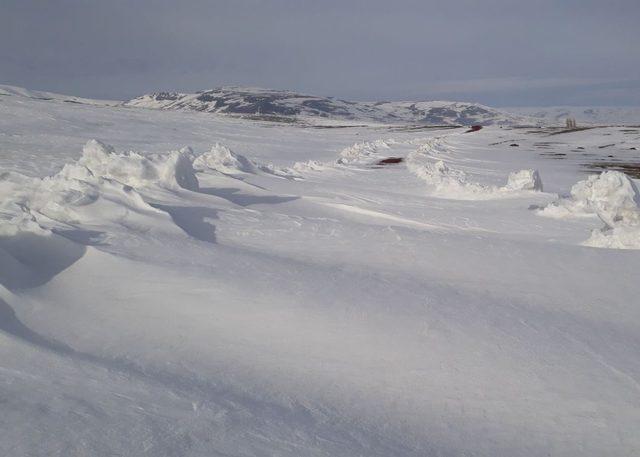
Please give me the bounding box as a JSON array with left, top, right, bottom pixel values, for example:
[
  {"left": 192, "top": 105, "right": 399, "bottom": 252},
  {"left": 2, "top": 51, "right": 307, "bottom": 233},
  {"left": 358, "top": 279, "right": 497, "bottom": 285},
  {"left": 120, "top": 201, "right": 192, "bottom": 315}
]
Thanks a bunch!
[
  {"left": 10, "top": 83, "right": 638, "bottom": 126},
  {"left": 506, "top": 106, "right": 640, "bottom": 126},
  {"left": 124, "top": 86, "right": 533, "bottom": 126},
  {"left": 0, "top": 84, "right": 120, "bottom": 106}
]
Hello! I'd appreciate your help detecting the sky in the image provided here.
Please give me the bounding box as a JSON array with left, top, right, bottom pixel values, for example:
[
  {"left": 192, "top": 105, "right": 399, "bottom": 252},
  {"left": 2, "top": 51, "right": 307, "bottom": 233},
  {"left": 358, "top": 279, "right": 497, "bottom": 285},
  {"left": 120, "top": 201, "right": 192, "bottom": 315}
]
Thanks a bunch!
[{"left": 1, "top": 0, "right": 639, "bottom": 106}]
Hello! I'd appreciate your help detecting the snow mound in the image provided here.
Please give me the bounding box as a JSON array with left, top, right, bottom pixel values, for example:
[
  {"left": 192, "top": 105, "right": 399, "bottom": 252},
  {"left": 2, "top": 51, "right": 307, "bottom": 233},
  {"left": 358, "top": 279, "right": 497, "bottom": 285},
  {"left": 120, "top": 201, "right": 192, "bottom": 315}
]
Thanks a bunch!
[
  {"left": 80, "top": 139, "right": 199, "bottom": 191},
  {"left": 337, "top": 139, "right": 394, "bottom": 165},
  {"left": 502, "top": 169, "right": 544, "bottom": 192},
  {"left": 539, "top": 171, "right": 640, "bottom": 249}
]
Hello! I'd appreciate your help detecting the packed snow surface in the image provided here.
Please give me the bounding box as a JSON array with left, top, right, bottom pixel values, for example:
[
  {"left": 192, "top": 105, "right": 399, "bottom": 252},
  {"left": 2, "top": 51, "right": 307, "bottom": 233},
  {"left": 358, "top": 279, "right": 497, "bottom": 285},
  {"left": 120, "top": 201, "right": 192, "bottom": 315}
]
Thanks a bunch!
[{"left": 1, "top": 87, "right": 640, "bottom": 457}]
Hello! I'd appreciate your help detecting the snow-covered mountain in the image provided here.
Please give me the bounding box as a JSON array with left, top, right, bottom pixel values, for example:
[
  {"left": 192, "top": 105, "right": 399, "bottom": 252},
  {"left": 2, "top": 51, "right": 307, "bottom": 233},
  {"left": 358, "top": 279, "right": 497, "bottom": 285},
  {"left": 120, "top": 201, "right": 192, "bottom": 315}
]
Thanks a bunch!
[{"left": 124, "top": 86, "right": 533, "bottom": 126}]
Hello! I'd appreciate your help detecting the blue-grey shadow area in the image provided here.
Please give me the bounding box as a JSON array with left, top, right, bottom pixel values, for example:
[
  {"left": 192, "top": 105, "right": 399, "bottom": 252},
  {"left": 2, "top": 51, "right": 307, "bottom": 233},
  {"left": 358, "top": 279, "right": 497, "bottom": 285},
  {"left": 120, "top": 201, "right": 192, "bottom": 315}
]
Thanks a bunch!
[
  {"left": 52, "top": 228, "right": 107, "bottom": 246},
  {"left": 151, "top": 204, "right": 218, "bottom": 243},
  {"left": 199, "top": 187, "right": 299, "bottom": 207},
  {"left": 0, "top": 297, "right": 74, "bottom": 353},
  {"left": 0, "top": 231, "right": 86, "bottom": 291}
]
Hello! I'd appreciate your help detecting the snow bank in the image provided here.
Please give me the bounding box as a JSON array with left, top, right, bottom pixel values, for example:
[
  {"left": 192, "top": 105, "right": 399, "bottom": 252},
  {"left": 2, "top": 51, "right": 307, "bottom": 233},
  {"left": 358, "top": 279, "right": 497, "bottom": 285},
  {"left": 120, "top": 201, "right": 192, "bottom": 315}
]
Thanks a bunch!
[
  {"left": 337, "top": 139, "right": 394, "bottom": 165},
  {"left": 0, "top": 167, "right": 159, "bottom": 234},
  {"left": 407, "top": 139, "right": 544, "bottom": 199},
  {"left": 193, "top": 142, "right": 301, "bottom": 179},
  {"left": 408, "top": 159, "right": 493, "bottom": 198},
  {"left": 192, "top": 143, "right": 258, "bottom": 175},
  {"left": 539, "top": 171, "right": 640, "bottom": 249},
  {"left": 0, "top": 139, "right": 205, "bottom": 289},
  {"left": 0, "top": 140, "right": 204, "bottom": 241},
  {"left": 80, "top": 139, "right": 199, "bottom": 191}
]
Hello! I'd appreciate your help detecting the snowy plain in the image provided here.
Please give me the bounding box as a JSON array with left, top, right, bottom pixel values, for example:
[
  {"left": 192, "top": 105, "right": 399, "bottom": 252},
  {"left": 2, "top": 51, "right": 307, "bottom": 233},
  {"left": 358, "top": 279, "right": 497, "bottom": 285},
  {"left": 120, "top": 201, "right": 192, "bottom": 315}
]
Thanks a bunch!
[{"left": 1, "top": 88, "right": 640, "bottom": 456}]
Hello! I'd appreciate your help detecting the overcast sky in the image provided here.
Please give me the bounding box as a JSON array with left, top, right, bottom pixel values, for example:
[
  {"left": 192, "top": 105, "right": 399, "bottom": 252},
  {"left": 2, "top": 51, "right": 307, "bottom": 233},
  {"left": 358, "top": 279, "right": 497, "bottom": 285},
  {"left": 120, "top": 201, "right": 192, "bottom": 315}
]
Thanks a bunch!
[{"left": 2, "top": 0, "right": 639, "bottom": 106}]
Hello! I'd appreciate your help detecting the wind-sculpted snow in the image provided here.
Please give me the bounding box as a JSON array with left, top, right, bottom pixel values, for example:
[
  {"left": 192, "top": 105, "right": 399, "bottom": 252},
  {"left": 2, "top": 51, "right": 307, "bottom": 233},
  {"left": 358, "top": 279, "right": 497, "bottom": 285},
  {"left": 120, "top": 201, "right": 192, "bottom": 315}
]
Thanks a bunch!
[{"left": 539, "top": 170, "right": 640, "bottom": 249}]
